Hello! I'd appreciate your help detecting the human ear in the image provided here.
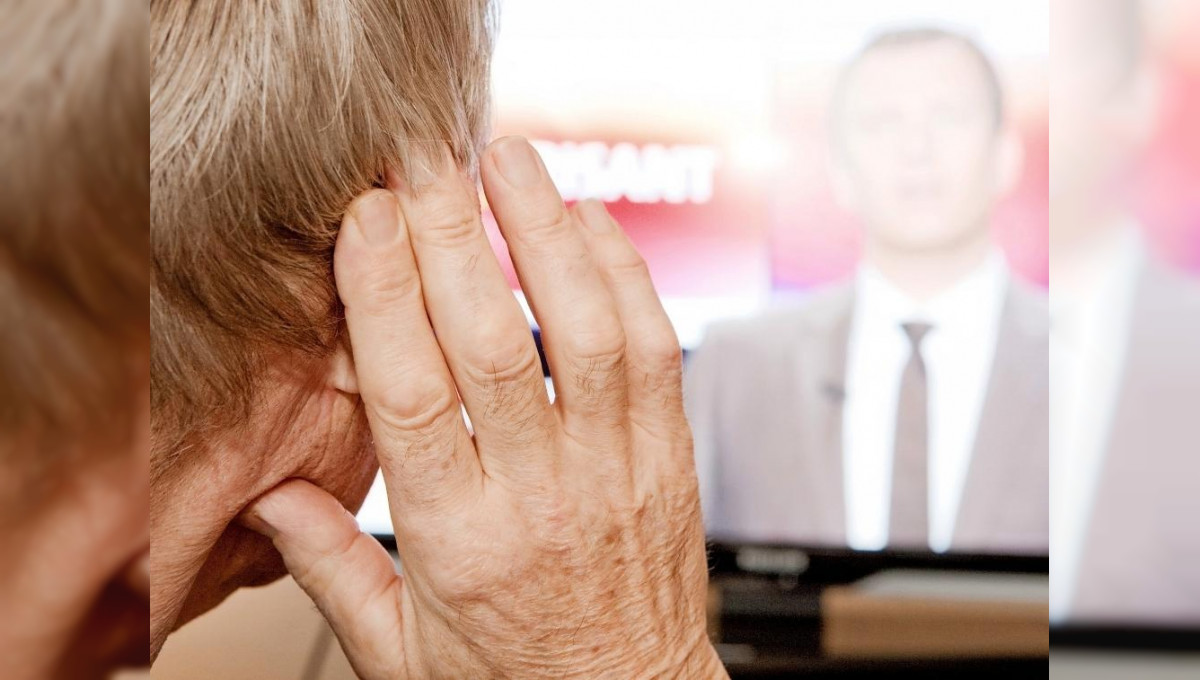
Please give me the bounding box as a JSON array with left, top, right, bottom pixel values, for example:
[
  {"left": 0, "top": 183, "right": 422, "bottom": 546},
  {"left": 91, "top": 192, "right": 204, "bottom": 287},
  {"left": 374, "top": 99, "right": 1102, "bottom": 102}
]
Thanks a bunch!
[{"left": 326, "top": 323, "right": 359, "bottom": 395}]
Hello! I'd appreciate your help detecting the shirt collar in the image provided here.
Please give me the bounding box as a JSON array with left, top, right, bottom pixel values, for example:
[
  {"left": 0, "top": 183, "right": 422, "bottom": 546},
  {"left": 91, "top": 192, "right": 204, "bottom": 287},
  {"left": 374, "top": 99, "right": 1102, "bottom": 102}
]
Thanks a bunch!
[{"left": 855, "top": 249, "right": 1010, "bottom": 335}]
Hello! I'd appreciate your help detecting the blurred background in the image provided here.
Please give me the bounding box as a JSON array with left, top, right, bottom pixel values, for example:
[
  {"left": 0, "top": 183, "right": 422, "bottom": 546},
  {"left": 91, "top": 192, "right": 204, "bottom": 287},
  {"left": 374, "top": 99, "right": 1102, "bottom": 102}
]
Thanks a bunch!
[
  {"left": 1047, "top": 0, "right": 1200, "bottom": 675},
  {"left": 486, "top": 0, "right": 1049, "bottom": 343},
  {"left": 1128, "top": 0, "right": 1200, "bottom": 271}
]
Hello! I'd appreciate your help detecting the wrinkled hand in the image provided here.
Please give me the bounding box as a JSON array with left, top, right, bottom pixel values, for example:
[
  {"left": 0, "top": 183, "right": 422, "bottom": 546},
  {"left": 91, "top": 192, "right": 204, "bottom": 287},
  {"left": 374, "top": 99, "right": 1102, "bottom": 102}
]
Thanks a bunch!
[{"left": 240, "top": 137, "right": 726, "bottom": 679}]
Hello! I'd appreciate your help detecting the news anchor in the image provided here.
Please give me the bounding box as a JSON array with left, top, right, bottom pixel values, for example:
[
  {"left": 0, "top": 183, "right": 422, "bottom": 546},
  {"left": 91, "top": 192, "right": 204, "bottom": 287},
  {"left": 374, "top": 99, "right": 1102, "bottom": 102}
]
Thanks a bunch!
[{"left": 686, "top": 27, "right": 1049, "bottom": 555}]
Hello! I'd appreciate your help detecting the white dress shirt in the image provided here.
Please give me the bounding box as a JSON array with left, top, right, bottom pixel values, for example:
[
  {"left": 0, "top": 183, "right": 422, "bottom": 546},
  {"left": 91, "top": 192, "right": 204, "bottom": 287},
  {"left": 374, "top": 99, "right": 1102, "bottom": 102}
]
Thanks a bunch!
[
  {"left": 1048, "top": 224, "right": 1143, "bottom": 623},
  {"left": 842, "top": 251, "right": 1009, "bottom": 553}
]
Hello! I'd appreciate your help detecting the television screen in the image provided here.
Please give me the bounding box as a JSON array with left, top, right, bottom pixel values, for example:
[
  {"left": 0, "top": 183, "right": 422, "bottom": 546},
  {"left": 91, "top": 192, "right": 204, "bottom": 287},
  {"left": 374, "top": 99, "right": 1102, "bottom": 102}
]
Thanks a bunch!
[
  {"left": 360, "top": 0, "right": 1051, "bottom": 547},
  {"left": 358, "top": 0, "right": 1200, "bottom": 634},
  {"left": 355, "top": 0, "right": 1051, "bottom": 549}
]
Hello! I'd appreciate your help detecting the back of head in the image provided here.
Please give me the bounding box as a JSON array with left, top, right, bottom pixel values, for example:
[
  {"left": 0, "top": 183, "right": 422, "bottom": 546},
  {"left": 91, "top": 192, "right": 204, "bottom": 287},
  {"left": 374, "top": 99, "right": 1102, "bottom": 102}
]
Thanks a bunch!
[{"left": 150, "top": 0, "right": 494, "bottom": 471}]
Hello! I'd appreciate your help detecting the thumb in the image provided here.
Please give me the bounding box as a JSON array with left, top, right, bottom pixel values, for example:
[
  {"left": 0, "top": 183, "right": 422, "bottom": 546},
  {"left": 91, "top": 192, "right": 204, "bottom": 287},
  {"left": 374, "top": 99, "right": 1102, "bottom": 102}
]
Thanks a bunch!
[{"left": 239, "top": 479, "right": 407, "bottom": 680}]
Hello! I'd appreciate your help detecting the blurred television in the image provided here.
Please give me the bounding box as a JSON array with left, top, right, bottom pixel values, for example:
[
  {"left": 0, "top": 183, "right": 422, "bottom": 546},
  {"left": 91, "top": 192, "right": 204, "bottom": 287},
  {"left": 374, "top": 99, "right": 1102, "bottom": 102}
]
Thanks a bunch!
[
  {"left": 357, "top": 0, "right": 1200, "bottom": 642},
  {"left": 356, "top": 0, "right": 1050, "bottom": 549},
  {"left": 359, "top": 0, "right": 1051, "bottom": 537}
]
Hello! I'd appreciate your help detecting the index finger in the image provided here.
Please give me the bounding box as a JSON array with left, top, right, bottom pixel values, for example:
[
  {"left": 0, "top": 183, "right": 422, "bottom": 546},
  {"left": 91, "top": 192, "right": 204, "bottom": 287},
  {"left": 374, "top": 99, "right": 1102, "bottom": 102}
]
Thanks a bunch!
[{"left": 334, "top": 189, "right": 481, "bottom": 522}]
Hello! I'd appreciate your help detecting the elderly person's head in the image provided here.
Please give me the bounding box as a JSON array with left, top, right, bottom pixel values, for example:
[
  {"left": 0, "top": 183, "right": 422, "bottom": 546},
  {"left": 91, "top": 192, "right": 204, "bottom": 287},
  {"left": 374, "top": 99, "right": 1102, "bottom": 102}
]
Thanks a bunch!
[
  {"left": 149, "top": 0, "right": 494, "bottom": 659},
  {"left": 0, "top": 0, "right": 148, "bottom": 675}
]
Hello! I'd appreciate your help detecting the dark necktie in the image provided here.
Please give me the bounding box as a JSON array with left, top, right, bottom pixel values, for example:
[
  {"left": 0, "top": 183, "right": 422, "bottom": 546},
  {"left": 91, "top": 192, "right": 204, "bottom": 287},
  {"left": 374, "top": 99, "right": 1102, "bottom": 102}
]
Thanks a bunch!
[{"left": 889, "top": 321, "right": 933, "bottom": 550}]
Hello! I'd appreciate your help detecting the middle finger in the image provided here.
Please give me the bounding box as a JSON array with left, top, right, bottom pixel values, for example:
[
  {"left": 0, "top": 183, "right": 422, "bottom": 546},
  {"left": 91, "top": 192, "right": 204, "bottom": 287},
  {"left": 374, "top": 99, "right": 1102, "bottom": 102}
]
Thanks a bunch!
[
  {"left": 389, "top": 148, "right": 557, "bottom": 487},
  {"left": 480, "top": 137, "right": 630, "bottom": 446}
]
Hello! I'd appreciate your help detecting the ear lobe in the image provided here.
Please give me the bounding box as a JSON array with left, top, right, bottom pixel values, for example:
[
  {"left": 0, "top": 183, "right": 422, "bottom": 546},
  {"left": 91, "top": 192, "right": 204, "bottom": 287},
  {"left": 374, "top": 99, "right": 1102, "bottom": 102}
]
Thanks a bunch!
[{"left": 327, "top": 327, "right": 359, "bottom": 395}]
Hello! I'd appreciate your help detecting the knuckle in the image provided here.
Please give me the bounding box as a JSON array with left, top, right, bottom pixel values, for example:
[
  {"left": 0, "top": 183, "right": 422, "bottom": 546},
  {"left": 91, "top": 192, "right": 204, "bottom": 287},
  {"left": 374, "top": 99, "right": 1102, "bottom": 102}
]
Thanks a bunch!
[
  {"left": 291, "top": 526, "right": 364, "bottom": 588},
  {"left": 563, "top": 322, "right": 627, "bottom": 367},
  {"left": 562, "top": 324, "right": 627, "bottom": 386},
  {"left": 368, "top": 374, "right": 458, "bottom": 434},
  {"left": 640, "top": 330, "right": 683, "bottom": 373},
  {"left": 512, "top": 205, "right": 574, "bottom": 246},
  {"left": 628, "top": 327, "right": 685, "bottom": 410},
  {"left": 417, "top": 202, "right": 481, "bottom": 247},
  {"left": 459, "top": 325, "right": 541, "bottom": 387},
  {"left": 354, "top": 262, "right": 422, "bottom": 312},
  {"left": 607, "top": 251, "right": 652, "bottom": 282}
]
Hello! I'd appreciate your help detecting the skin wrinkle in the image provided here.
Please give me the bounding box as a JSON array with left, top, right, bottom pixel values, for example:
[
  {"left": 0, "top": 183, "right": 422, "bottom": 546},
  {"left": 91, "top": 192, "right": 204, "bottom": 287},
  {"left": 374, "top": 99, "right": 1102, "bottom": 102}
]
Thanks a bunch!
[
  {"left": 619, "top": 513, "right": 663, "bottom": 646},
  {"left": 567, "top": 352, "right": 629, "bottom": 420},
  {"left": 507, "top": 205, "right": 577, "bottom": 254},
  {"left": 507, "top": 400, "right": 551, "bottom": 443},
  {"left": 370, "top": 375, "right": 459, "bottom": 437},
  {"left": 428, "top": 444, "right": 698, "bottom": 677},
  {"left": 395, "top": 425, "right": 458, "bottom": 514},
  {"left": 478, "top": 351, "right": 540, "bottom": 420},
  {"left": 461, "top": 251, "right": 481, "bottom": 277},
  {"left": 151, "top": 362, "right": 375, "bottom": 648}
]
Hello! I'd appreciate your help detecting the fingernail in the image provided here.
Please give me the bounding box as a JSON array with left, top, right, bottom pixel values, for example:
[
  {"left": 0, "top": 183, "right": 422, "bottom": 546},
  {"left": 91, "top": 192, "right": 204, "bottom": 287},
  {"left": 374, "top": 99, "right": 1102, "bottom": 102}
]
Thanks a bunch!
[
  {"left": 492, "top": 136, "right": 543, "bottom": 188},
  {"left": 576, "top": 199, "right": 614, "bottom": 233},
  {"left": 351, "top": 191, "right": 399, "bottom": 245}
]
